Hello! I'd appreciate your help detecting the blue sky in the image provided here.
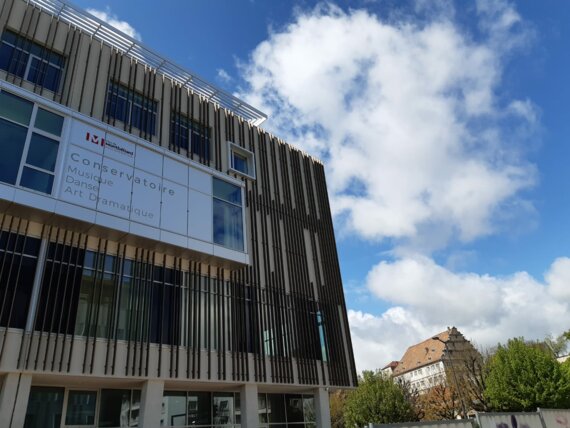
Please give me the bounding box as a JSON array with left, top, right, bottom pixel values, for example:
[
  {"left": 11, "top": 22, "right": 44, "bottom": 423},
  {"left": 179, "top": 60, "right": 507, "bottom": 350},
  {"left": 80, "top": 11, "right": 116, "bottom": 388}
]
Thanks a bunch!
[{"left": 73, "top": 0, "right": 570, "bottom": 370}]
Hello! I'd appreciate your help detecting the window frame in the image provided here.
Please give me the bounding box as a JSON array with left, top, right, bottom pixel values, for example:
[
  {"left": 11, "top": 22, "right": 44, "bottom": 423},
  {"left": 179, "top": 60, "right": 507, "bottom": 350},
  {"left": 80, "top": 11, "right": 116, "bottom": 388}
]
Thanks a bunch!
[
  {"left": 212, "top": 177, "right": 246, "bottom": 252},
  {"left": 170, "top": 111, "right": 211, "bottom": 163},
  {"left": 228, "top": 141, "right": 256, "bottom": 179},
  {"left": 0, "top": 29, "right": 65, "bottom": 93},
  {"left": 105, "top": 80, "right": 158, "bottom": 137},
  {"left": 0, "top": 89, "right": 65, "bottom": 195}
]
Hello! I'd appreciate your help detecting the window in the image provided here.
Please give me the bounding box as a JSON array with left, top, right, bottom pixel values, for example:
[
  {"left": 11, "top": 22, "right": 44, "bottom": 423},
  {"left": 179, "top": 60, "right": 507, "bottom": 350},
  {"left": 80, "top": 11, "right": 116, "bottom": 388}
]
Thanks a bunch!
[
  {"left": 0, "top": 30, "right": 65, "bottom": 92},
  {"left": 98, "top": 389, "right": 140, "bottom": 427},
  {"left": 24, "top": 387, "right": 65, "bottom": 428},
  {"left": 105, "top": 81, "right": 157, "bottom": 136},
  {"left": 213, "top": 178, "right": 244, "bottom": 251},
  {"left": 65, "top": 390, "right": 97, "bottom": 426},
  {"left": 317, "top": 311, "right": 328, "bottom": 362},
  {"left": 0, "top": 230, "right": 41, "bottom": 329},
  {"left": 0, "top": 90, "right": 64, "bottom": 194},
  {"left": 34, "top": 242, "right": 85, "bottom": 335},
  {"left": 74, "top": 252, "right": 118, "bottom": 338},
  {"left": 228, "top": 141, "right": 255, "bottom": 179},
  {"left": 162, "top": 391, "right": 240, "bottom": 427},
  {"left": 258, "top": 393, "right": 315, "bottom": 427},
  {"left": 170, "top": 112, "right": 210, "bottom": 163}
]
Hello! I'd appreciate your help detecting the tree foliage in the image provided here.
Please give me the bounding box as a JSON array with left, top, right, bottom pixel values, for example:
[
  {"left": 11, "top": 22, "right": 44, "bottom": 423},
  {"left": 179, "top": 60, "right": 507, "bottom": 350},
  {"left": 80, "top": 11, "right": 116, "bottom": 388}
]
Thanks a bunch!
[
  {"left": 484, "top": 338, "right": 570, "bottom": 411},
  {"left": 344, "top": 371, "right": 418, "bottom": 428},
  {"left": 561, "top": 358, "right": 570, "bottom": 380},
  {"left": 419, "top": 383, "right": 460, "bottom": 421},
  {"left": 330, "top": 390, "right": 349, "bottom": 428}
]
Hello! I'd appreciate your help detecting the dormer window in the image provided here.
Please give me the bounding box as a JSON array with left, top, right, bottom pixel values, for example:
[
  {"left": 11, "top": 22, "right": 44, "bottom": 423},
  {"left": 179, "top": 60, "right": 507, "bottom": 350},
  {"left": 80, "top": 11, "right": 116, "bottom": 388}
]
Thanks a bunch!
[{"left": 228, "top": 141, "right": 255, "bottom": 179}]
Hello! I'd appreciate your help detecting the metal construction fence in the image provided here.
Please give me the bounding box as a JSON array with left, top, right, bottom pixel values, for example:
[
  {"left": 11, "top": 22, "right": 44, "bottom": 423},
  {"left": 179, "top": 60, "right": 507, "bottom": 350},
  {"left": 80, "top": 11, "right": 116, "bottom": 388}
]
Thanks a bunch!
[{"left": 368, "top": 409, "right": 570, "bottom": 428}]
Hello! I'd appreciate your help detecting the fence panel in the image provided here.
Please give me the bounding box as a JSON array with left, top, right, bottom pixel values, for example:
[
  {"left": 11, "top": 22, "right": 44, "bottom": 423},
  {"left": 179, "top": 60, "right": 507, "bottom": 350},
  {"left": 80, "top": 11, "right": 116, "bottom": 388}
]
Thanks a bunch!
[
  {"left": 477, "top": 412, "right": 546, "bottom": 428},
  {"left": 538, "top": 409, "right": 570, "bottom": 428}
]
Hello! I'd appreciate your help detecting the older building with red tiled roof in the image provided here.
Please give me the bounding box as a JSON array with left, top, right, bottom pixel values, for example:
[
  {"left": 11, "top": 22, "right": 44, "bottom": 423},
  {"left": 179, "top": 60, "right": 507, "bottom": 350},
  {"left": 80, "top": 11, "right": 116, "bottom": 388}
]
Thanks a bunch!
[{"left": 388, "top": 327, "right": 479, "bottom": 394}]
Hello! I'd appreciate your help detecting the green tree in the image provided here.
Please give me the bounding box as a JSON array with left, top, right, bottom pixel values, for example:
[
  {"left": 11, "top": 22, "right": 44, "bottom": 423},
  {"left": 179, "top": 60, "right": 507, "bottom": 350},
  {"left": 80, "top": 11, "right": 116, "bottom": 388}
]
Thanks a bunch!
[
  {"left": 484, "top": 338, "right": 570, "bottom": 411},
  {"left": 344, "top": 371, "right": 417, "bottom": 428},
  {"left": 330, "top": 390, "right": 349, "bottom": 428},
  {"left": 561, "top": 358, "right": 570, "bottom": 380}
]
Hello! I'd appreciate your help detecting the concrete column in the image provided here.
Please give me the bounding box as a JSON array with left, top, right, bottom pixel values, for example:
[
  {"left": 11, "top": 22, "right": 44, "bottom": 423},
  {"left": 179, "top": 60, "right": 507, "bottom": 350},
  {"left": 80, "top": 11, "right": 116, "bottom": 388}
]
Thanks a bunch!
[
  {"left": 314, "top": 387, "right": 331, "bottom": 428},
  {"left": 138, "top": 379, "right": 164, "bottom": 428},
  {"left": 240, "top": 383, "right": 258, "bottom": 428},
  {"left": 0, "top": 373, "right": 32, "bottom": 428}
]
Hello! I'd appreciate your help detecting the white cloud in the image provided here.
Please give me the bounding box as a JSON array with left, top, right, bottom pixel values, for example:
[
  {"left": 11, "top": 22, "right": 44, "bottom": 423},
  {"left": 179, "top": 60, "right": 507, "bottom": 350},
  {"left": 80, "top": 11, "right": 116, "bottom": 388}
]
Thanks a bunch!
[
  {"left": 348, "top": 256, "right": 570, "bottom": 372},
  {"left": 87, "top": 8, "right": 141, "bottom": 41},
  {"left": 239, "top": 1, "right": 538, "bottom": 249},
  {"left": 237, "top": 0, "right": 555, "bottom": 374},
  {"left": 217, "top": 68, "right": 233, "bottom": 84}
]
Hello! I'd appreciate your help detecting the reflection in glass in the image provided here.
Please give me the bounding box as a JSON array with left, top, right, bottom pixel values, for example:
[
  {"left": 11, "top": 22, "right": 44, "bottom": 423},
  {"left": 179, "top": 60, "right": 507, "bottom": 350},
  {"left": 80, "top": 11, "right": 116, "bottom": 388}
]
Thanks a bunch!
[
  {"left": 213, "top": 199, "right": 243, "bottom": 251},
  {"left": 0, "top": 90, "right": 33, "bottom": 125},
  {"left": 24, "top": 386, "right": 64, "bottom": 428},
  {"left": 162, "top": 392, "right": 187, "bottom": 427},
  {"left": 20, "top": 167, "right": 54, "bottom": 194},
  {"left": 232, "top": 151, "right": 248, "bottom": 175},
  {"left": 65, "top": 390, "right": 97, "bottom": 425},
  {"left": 213, "top": 393, "right": 234, "bottom": 425},
  {"left": 213, "top": 178, "right": 242, "bottom": 205},
  {"left": 267, "top": 394, "right": 286, "bottom": 424},
  {"left": 187, "top": 392, "right": 211, "bottom": 426},
  {"left": 303, "top": 397, "right": 316, "bottom": 423},
  {"left": 95, "top": 272, "right": 115, "bottom": 338},
  {"left": 27, "top": 57, "right": 63, "bottom": 92},
  {"left": 98, "top": 389, "right": 139, "bottom": 428},
  {"left": 116, "top": 274, "right": 133, "bottom": 341},
  {"left": 75, "top": 268, "right": 96, "bottom": 336},
  {"left": 286, "top": 394, "right": 304, "bottom": 423},
  {"left": 0, "top": 118, "right": 27, "bottom": 185},
  {"left": 26, "top": 133, "right": 59, "bottom": 171},
  {"left": 34, "top": 108, "right": 64, "bottom": 136},
  {"left": 258, "top": 394, "right": 268, "bottom": 424}
]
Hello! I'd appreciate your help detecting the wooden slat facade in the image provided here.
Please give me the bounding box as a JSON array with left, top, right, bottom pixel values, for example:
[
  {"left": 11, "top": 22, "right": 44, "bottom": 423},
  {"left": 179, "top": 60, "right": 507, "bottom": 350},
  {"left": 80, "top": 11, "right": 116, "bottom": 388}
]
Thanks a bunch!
[{"left": 0, "top": 0, "right": 357, "bottom": 389}]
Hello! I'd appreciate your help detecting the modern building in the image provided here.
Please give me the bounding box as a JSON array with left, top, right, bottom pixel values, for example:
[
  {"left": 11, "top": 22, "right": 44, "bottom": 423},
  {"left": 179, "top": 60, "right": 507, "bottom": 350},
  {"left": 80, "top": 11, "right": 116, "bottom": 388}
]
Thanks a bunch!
[{"left": 0, "top": 0, "right": 357, "bottom": 427}]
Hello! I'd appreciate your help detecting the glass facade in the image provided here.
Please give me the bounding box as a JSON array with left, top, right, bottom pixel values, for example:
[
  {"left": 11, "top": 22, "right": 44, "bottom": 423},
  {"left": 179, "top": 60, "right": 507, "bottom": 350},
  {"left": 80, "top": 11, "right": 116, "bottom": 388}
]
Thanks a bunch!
[
  {"left": 0, "top": 230, "right": 40, "bottom": 328},
  {"left": 162, "top": 391, "right": 240, "bottom": 427},
  {"left": 98, "top": 389, "right": 141, "bottom": 427},
  {"left": 213, "top": 178, "right": 244, "bottom": 251},
  {"left": 258, "top": 393, "right": 315, "bottom": 428},
  {"left": 24, "top": 386, "right": 64, "bottom": 428},
  {"left": 0, "top": 90, "right": 63, "bottom": 194},
  {"left": 21, "top": 387, "right": 321, "bottom": 428},
  {"left": 0, "top": 30, "right": 65, "bottom": 92},
  {"left": 232, "top": 151, "right": 249, "bottom": 175},
  {"left": 65, "top": 390, "right": 97, "bottom": 425}
]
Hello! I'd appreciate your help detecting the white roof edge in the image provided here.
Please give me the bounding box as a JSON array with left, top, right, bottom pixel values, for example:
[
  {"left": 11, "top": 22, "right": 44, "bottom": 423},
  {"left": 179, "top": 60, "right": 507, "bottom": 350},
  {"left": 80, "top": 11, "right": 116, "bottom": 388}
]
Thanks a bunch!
[{"left": 27, "top": 0, "right": 268, "bottom": 126}]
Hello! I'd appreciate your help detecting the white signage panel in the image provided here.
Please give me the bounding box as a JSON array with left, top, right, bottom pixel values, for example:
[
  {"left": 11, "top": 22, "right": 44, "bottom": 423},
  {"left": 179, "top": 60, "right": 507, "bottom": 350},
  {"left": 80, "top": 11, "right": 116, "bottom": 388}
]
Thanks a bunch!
[
  {"left": 96, "top": 157, "right": 135, "bottom": 218},
  {"left": 48, "top": 117, "right": 246, "bottom": 263},
  {"left": 135, "top": 143, "right": 162, "bottom": 176},
  {"left": 60, "top": 145, "right": 103, "bottom": 210},
  {"left": 161, "top": 179, "right": 188, "bottom": 235},
  {"left": 70, "top": 120, "right": 105, "bottom": 155},
  {"left": 129, "top": 168, "right": 161, "bottom": 228},
  {"left": 188, "top": 189, "right": 212, "bottom": 242},
  {"left": 104, "top": 133, "right": 136, "bottom": 165},
  {"left": 163, "top": 156, "right": 188, "bottom": 186}
]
